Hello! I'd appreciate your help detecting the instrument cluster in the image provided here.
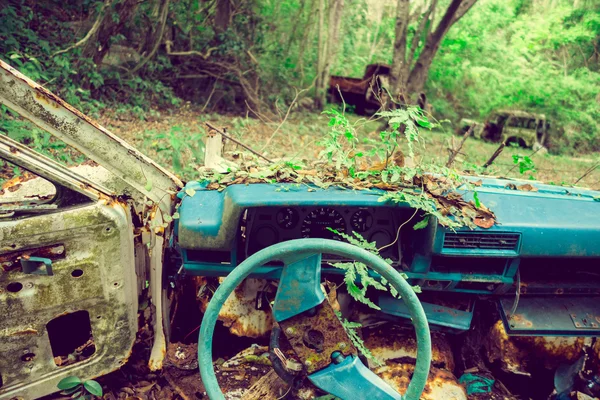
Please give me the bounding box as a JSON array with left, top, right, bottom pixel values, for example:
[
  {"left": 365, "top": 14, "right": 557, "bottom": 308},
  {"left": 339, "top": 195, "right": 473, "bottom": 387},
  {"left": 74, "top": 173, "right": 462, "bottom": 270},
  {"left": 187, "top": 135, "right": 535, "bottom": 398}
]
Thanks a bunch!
[{"left": 243, "top": 206, "right": 401, "bottom": 262}]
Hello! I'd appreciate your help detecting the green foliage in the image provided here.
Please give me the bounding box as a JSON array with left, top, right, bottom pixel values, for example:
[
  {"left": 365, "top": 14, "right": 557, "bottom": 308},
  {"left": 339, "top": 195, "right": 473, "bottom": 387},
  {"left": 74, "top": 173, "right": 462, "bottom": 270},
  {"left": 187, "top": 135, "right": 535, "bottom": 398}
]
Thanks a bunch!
[
  {"left": 512, "top": 154, "right": 536, "bottom": 175},
  {"left": 2, "top": 0, "right": 599, "bottom": 156},
  {"left": 428, "top": 0, "right": 600, "bottom": 153},
  {"left": 335, "top": 310, "right": 382, "bottom": 367},
  {"left": 141, "top": 125, "right": 205, "bottom": 180},
  {"left": 57, "top": 376, "right": 103, "bottom": 399},
  {"left": 377, "top": 107, "right": 434, "bottom": 158},
  {"left": 327, "top": 228, "right": 421, "bottom": 311}
]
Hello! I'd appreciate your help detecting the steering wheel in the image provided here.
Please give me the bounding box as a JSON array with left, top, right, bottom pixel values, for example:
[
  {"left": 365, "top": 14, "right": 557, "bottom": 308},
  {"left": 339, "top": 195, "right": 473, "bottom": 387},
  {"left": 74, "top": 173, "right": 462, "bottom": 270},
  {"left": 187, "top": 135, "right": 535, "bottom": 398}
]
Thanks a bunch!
[{"left": 198, "top": 239, "right": 432, "bottom": 400}]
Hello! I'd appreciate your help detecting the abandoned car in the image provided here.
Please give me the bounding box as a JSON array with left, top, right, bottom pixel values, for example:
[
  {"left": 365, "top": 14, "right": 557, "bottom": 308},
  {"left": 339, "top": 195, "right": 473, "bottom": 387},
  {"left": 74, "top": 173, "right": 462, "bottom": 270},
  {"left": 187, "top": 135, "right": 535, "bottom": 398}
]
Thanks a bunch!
[
  {"left": 1, "top": 59, "right": 600, "bottom": 400},
  {"left": 458, "top": 110, "right": 551, "bottom": 149},
  {"left": 329, "top": 64, "right": 392, "bottom": 115}
]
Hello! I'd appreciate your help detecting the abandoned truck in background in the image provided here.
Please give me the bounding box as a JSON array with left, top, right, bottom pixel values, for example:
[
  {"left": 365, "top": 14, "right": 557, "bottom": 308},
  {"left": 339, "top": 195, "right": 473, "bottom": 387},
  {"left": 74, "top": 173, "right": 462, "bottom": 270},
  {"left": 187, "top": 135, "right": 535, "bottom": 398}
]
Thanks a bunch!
[
  {"left": 329, "top": 64, "right": 391, "bottom": 115},
  {"left": 1, "top": 59, "right": 600, "bottom": 400},
  {"left": 458, "top": 109, "right": 551, "bottom": 149}
]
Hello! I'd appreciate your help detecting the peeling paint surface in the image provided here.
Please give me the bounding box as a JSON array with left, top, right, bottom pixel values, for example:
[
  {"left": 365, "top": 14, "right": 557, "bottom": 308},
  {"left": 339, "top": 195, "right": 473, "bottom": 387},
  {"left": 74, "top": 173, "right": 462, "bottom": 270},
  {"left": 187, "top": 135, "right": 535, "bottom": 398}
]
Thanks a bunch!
[
  {"left": 0, "top": 59, "right": 181, "bottom": 211},
  {"left": 0, "top": 202, "right": 138, "bottom": 400},
  {"left": 374, "top": 363, "right": 467, "bottom": 400},
  {"left": 201, "top": 278, "right": 275, "bottom": 338},
  {"left": 364, "top": 325, "right": 455, "bottom": 371},
  {"left": 485, "top": 320, "right": 593, "bottom": 376}
]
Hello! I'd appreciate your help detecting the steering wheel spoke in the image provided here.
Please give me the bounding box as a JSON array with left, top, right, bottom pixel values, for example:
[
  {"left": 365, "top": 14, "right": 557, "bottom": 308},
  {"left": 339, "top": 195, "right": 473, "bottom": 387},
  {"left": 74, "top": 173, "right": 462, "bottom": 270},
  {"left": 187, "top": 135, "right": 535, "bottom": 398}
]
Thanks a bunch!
[
  {"left": 273, "top": 253, "right": 325, "bottom": 322},
  {"left": 309, "top": 354, "right": 402, "bottom": 400}
]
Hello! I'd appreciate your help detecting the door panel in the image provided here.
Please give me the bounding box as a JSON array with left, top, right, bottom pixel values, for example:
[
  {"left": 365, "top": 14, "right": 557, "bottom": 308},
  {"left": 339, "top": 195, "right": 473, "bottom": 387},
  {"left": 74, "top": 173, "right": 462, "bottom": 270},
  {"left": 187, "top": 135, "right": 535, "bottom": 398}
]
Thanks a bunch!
[{"left": 0, "top": 201, "right": 137, "bottom": 399}]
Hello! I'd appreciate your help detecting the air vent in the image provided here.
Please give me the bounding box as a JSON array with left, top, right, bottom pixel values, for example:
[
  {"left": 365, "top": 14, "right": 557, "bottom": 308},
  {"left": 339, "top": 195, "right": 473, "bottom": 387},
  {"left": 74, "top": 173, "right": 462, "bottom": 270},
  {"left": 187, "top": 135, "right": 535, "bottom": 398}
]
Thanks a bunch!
[{"left": 443, "top": 233, "right": 519, "bottom": 251}]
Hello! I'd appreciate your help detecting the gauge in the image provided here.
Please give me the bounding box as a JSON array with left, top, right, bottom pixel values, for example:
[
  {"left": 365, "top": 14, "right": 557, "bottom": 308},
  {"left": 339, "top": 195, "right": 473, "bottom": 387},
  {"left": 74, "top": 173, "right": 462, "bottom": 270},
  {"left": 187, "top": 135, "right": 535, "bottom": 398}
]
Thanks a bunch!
[
  {"left": 301, "top": 208, "right": 346, "bottom": 239},
  {"left": 276, "top": 208, "right": 299, "bottom": 229},
  {"left": 350, "top": 210, "right": 373, "bottom": 232}
]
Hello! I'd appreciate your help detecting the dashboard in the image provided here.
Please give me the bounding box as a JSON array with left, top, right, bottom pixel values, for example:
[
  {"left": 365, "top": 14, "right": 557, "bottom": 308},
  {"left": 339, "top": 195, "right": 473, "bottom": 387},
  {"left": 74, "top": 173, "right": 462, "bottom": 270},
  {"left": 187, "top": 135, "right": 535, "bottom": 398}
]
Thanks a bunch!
[{"left": 242, "top": 206, "right": 405, "bottom": 263}]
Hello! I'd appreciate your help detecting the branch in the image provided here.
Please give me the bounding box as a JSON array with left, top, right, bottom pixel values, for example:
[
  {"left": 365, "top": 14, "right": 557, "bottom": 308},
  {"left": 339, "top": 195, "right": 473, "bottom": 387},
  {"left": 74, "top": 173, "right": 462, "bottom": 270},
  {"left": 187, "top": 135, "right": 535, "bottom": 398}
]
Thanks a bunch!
[
  {"left": 483, "top": 142, "right": 505, "bottom": 169},
  {"left": 129, "top": 0, "right": 170, "bottom": 73},
  {"left": 205, "top": 122, "right": 273, "bottom": 163},
  {"left": 52, "top": 0, "right": 113, "bottom": 57},
  {"left": 260, "top": 86, "right": 311, "bottom": 152},
  {"left": 431, "top": 0, "right": 462, "bottom": 45},
  {"left": 165, "top": 40, "right": 217, "bottom": 59},
  {"left": 574, "top": 162, "right": 599, "bottom": 185},
  {"left": 446, "top": 124, "right": 472, "bottom": 167},
  {"left": 449, "top": 0, "right": 478, "bottom": 27}
]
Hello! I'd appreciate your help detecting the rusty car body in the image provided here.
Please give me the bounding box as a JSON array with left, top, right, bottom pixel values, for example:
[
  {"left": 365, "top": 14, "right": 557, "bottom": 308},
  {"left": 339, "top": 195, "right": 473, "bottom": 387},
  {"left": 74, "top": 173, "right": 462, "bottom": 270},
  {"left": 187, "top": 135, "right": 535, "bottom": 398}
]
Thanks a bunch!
[
  {"left": 1, "top": 59, "right": 600, "bottom": 400},
  {"left": 459, "top": 110, "right": 551, "bottom": 149},
  {"left": 329, "top": 64, "right": 391, "bottom": 115}
]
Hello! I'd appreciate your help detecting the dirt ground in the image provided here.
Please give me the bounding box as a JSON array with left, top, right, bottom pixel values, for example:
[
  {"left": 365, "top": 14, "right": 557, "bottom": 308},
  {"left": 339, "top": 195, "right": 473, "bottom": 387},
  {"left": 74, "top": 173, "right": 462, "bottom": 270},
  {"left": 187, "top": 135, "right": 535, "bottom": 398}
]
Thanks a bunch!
[{"left": 97, "top": 104, "right": 600, "bottom": 190}]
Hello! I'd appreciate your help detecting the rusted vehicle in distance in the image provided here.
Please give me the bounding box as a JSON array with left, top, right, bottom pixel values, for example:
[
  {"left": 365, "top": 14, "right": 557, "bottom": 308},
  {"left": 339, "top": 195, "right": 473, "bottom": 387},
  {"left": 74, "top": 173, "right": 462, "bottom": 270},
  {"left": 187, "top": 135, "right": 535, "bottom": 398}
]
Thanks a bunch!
[
  {"left": 458, "top": 109, "right": 550, "bottom": 149},
  {"left": 329, "top": 64, "right": 391, "bottom": 115}
]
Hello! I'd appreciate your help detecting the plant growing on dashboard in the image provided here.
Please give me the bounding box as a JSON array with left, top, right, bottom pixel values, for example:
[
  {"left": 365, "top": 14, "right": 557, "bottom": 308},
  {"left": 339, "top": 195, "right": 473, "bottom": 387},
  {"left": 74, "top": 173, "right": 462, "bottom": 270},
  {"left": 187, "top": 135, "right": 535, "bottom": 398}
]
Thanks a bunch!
[
  {"left": 57, "top": 376, "right": 103, "bottom": 399},
  {"left": 326, "top": 228, "right": 421, "bottom": 311}
]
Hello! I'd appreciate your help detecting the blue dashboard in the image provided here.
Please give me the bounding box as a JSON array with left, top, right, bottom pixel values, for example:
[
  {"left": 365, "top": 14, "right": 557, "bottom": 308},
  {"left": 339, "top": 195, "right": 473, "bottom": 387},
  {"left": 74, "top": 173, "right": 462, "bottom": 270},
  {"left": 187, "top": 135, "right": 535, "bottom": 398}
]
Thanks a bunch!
[{"left": 175, "top": 177, "right": 600, "bottom": 296}]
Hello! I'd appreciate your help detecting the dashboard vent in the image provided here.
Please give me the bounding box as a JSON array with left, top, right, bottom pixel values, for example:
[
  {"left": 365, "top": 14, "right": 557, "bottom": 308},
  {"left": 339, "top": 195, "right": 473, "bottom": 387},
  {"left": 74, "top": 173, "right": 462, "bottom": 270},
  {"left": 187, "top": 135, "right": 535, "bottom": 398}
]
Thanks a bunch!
[{"left": 443, "top": 233, "right": 519, "bottom": 251}]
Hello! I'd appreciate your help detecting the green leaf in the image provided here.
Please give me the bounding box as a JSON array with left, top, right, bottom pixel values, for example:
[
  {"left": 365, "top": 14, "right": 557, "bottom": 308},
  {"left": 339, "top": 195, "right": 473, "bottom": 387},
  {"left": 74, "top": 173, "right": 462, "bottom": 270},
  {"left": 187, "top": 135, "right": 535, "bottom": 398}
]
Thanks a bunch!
[
  {"left": 172, "top": 212, "right": 180, "bottom": 219},
  {"left": 58, "top": 376, "right": 82, "bottom": 390},
  {"left": 61, "top": 386, "right": 82, "bottom": 395},
  {"left": 83, "top": 380, "right": 103, "bottom": 397},
  {"left": 413, "top": 216, "right": 430, "bottom": 230},
  {"left": 145, "top": 180, "right": 153, "bottom": 192},
  {"left": 185, "top": 188, "right": 196, "bottom": 197},
  {"left": 415, "top": 118, "right": 432, "bottom": 128},
  {"left": 473, "top": 191, "right": 481, "bottom": 208}
]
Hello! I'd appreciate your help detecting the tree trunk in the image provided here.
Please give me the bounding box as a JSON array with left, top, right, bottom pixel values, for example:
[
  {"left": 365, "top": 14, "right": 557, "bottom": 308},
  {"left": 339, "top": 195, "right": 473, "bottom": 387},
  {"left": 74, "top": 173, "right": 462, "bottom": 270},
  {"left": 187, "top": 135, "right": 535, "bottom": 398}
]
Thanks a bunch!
[
  {"left": 394, "top": 0, "right": 477, "bottom": 96},
  {"left": 296, "top": 0, "right": 316, "bottom": 80},
  {"left": 80, "top": 0, "right": 139, "bottom": 66},
  {"left": 389, "top": 0, "right": 411, "bottom": 102},
  {"left": 405, "top": 0, "right": 462, "bottom": 95},
  {"left": 215, "top": 0, "right": 231, "bottom": 33},
  {"left": 320, "top": 0, "right": 345, "bottom": 107},
  {"left": 314, "top": 0, "right": 328, "bottom": 109}
]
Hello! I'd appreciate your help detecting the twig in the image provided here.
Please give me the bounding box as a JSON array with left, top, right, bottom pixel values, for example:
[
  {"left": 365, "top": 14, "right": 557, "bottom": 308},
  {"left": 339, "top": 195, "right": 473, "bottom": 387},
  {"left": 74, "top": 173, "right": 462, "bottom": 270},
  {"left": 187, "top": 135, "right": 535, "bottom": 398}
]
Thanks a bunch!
[
  {"left": 483, "top": 142, "right": 505, "bottom": 169},
  {"left": 260, "top": 88, "right": 308, "bottom": 152},
  {"left": 201, "top": 79, "right": 218, "bottom": 113},
  {"left": 336, "top": 84, "right": 346, "bottom": 115},
  {"left": 52, "top": 0, "right": 112, "bottom": 56},
  {"left": 245, "top": 100, "right": 276, "bottom": 124},
  {"left": 205, "top": 122, "right": 273, "bottom": 163},
  {"left": 573, "top": 162, "right": 599, "bottom": 185},
  {"left": 446, "top": 125, "right": 473, "bottom": 167},
  {"left": 165, "top": 40, "right": 217, "bottom": 59}
]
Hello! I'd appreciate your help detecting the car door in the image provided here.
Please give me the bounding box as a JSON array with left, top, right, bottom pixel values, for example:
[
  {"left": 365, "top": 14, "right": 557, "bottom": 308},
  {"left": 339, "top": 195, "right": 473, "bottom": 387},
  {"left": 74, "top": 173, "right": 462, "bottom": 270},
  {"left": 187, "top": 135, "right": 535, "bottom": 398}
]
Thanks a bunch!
[
  {"left": 0, "top": 60, "right": 182, "bottom": 399},
  {"left": 0, "top": 135, "right": 140, "bottom": 400}
]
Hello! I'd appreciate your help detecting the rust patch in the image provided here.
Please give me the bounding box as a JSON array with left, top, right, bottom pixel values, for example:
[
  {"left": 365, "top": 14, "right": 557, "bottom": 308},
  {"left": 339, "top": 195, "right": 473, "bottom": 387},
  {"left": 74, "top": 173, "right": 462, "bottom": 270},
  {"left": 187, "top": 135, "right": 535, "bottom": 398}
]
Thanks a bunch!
[
  {"left": 364, "top": 325, "right": 455, "bottom": 371},
  {"left": 0, "top": 244, "right": 65, "bottom": 272},
  {"left": 199, "top": 278, "right": 275, "bottom": 338},
  {"left": 278, "top": 301, "right": 357, "bottom": 374},
  {"left": 374, "top": 363, "right": 467, "bottom": 400},
  {"left": 485, "top": 320, "right": 592, "bottom": 374}
]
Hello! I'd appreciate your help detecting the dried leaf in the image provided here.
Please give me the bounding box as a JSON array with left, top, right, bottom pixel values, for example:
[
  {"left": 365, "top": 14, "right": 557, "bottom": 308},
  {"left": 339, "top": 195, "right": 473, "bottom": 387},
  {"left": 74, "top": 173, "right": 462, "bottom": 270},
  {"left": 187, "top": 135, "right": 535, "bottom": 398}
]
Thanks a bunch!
[
  {"left": 474, "top": 216, "right": 494, "bottom": 229},
  {"left": 517, "top": 183, "right": 538, "bottom": 192}
]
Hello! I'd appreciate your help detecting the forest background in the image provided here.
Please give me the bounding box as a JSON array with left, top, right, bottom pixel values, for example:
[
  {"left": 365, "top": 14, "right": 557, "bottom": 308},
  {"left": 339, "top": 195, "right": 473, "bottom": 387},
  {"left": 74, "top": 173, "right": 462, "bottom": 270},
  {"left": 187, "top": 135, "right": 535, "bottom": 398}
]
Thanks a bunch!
[{"left": 0, "top": 0, "right": 599, "bottom": 184}]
